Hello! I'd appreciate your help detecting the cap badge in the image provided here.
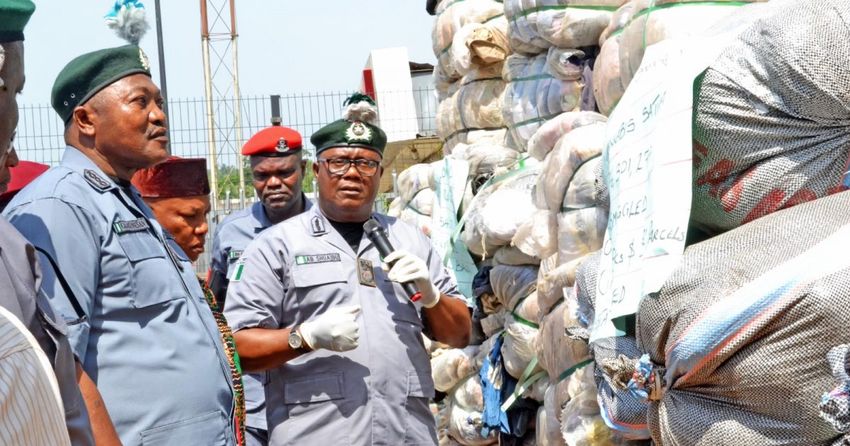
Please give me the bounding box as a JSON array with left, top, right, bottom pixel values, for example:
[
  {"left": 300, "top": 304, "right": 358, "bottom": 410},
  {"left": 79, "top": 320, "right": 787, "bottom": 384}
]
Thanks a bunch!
[
  {"left": 276, "top": 137, "right": 288, "bottom": 153},
  {"left": 345, "top": 121, "right": 372, "bottom": 143},
  {"left": 139, "top": 48, "right": 150, "bottom": 71}
]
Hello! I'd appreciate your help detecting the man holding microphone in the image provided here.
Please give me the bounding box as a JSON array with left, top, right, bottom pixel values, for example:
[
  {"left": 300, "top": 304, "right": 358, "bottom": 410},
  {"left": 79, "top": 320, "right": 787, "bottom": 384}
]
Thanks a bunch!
[{"left": 224, "top": 95, "right": 471, "bottom": 445}]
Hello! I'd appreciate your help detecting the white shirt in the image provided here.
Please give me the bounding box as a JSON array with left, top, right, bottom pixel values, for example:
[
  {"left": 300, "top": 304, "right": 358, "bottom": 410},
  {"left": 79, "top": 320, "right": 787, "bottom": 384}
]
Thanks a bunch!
[{"left": 0, "top": 305, "right": 70, "bottom": 446}]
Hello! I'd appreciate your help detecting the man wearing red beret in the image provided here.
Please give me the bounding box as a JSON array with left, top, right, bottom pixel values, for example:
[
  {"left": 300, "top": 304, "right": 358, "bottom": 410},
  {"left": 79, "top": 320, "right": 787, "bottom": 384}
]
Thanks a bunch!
[
  {"left": 208, "top": 124, "right": 310, "bottom": 446},
  {"left": 0, "top": 160, "right": 48, "bottom": 211}
]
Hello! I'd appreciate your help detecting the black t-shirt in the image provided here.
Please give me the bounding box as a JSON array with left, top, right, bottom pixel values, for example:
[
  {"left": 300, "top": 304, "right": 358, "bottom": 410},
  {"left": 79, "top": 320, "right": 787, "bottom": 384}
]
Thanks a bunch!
[{"left": 328, "top": 219, "right": 366, "bottom": 253}]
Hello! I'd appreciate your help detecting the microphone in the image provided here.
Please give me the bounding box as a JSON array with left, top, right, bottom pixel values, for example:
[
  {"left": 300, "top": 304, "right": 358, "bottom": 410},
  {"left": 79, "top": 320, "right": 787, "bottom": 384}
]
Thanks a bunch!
[{"left": 363, "top": 218, "right": 422, "bottom": 302}]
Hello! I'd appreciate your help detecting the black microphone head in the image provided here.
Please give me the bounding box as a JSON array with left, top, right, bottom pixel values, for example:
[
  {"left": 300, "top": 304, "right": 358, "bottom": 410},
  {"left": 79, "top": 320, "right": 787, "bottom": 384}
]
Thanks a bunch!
[{"left": 363, "top": 218, "right": 381, "bottom": 235}]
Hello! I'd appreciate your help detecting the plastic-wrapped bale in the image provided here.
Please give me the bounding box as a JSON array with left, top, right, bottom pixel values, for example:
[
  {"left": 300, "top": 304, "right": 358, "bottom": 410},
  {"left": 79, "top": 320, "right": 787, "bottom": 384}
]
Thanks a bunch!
[
  {"left": 634, "top": 190, "right": 850, "bottom": 445},
  {"left": 527, "top": 111, "right": 608, "bottom": 161},
  {"left": 502, "top": 51, "right": 589, "bottom": 151},
  {"left": 397, "top": 163, "right": 434, "bottom": 203},
  {"left": 408, "top": 188, "right": 436, "bottom": 217},
  {"left": 462, "top": 164, "right": 541, "bottom": 256},
  {"left": 593, "top": 2, "right": 637, "bottom": 116},
  {"left": 504, "top": 0, "right": 620, "bottom": 53},
  {"left": 480, "top": 311, "right": 506, "bottom": 338},
  {"left": 502, "top": 312, "right": 540, "bottom": 380},
  {"left": 432, "top": 345, "right": 480, "bottom": 392},
  {"left": 439, "top": 66, "right": 507, "bottom": 148},
  {"left": 557, "top": 207, "right": 607, "bottom": 268},
  {"left": 536, "top": 254, "right": 576, "bottom": 320},
  {"left": 457, "top": 65, "right": 508, "bottom": 132},
  {"left": 692, "top": 0, "right": 850, "bottom": 235},
  {"left": 493, "top": 245, "right": 541, "bottom": 266},
  {"left": 537, "top": 301, "right": 591, "bottom": 389},
  {"left": 490, "top": 264, "right": 539, "bottom": 310},
  {"left": 535, "top": 1, "right": 619, "bottom": 49},
  {"left": 560, "top": 363, "right": 616, "bottom": 446},
  {"left": 432, "top": 0, "right": 506, "bottom": 80},
  {"left": 512, "top": 209, "right": 558, "bottom": 260},
  {"left": 453, "top": 375, "right": 485, "bottom": 412},
  {"left": 534, "top": 122, "right": 605, "bottom": 212},
  {"left": 538, "top": 385, "right": 566, "bottom": 446},
  {"left": 462, "top": 141, "right": 520, "bottom": 186},
  {"left": 448, "top": 403, "right": 498, "bottom": 445},
  {"left": 451, "top": 17, "right": 511, "bottom": 76},
  {"left": 618, "top": 0, "right": 754, "bottom": 87}
]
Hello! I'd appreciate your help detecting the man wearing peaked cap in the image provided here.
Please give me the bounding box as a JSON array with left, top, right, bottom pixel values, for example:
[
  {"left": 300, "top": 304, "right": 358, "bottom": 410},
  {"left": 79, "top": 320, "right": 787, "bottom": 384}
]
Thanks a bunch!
[
  {"left": 209, "top": 124, "right": 310, "bottom": 446},
  {"left": 0, "top": 1, "right": 109, "bottom": 445},
  {"left": 224, "top": 94, "right": 472, "bottom": 445},
  {"left": 4, "top": 43, "right": 239, "bottom": 445}
]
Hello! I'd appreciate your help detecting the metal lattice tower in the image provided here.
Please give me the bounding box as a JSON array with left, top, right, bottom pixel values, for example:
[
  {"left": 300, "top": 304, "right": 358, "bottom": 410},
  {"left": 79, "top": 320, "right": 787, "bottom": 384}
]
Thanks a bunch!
[{"left": 200, "top": 0, "right": 245, "bottom": 214}]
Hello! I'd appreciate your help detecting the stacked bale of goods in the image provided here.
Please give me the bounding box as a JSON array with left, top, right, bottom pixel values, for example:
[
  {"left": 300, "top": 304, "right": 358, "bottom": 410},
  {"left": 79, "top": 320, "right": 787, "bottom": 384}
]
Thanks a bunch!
[
  {"left": 433, "top": 0, "right": 513, "bottom": 154},
  {"left": 388, "top": 163, "right": 436, "bottom": 235},
  {"left": 500, "top": 0, "right": 618, "bottom": 152},
  {"left": 592, "top": 2, "right": 637, "bottom": 116}
]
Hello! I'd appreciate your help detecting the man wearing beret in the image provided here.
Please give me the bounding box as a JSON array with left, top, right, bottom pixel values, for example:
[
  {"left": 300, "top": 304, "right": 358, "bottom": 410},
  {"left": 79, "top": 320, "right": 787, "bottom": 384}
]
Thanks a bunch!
[
  {"left": 211, "top": 124, "right": 310, "bottom": 446},
  {"left": 224, "top": 95, "right": 472, "bottom": 445},
  {"left": 133, "top": 156, "right": 247, "bottom": 445},
  {"left": 4, "top": 44, "right": 238, "bottom": 445},
  {"left": 0, "top": 1, "right": 114, "bottom": 444}
]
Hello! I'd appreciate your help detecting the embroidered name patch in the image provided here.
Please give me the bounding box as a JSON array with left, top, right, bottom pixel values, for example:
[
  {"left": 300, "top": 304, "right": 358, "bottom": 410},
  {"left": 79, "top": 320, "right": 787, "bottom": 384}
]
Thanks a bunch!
[
  {"left": 113, "top": 218, "right": 150, "bottom": 234},
  {"left": 228, "top": 250, "right": 243, "bottom": 261},
  {"left": 295, "top": 253, "right": 341, "bottom": 265}
]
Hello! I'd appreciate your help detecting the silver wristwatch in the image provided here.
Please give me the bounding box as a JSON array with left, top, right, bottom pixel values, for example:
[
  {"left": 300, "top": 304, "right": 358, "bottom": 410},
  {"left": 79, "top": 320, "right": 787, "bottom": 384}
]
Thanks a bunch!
[{"left": 288, "top": 325, "right": 307, "bottom": 351}]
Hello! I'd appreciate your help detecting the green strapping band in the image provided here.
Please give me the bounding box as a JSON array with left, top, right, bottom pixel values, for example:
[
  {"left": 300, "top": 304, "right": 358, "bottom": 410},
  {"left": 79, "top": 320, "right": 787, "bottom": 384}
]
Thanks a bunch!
[
  {"left": 508, "top": 73, "right": 554, "bottom": 83},
  {"left": 508, "top": 113, "right": 562, "bottom": 130},
  {"left": 501, "top": 356, "right": 546, "bottom": 412},
  {"left": 623, "top": 1, "right": 749, "bottom": 49},
  {"left": 484, "top": 13, "right": 505, "bottom": 23},
  {"left": 558, "top": 152, "right": 602, "bottom": 212},
  {"left": 460, "top": 76, "right": 503, "bottom": 87},
  {"left": 558, "top": 358, "right": 593, "bottom": 382},
  {"left": 510, "top": 3, "right": 618, "bottom": 21},
  {"left": 510, "top": 293, "right": 539, "bottom": 329}
]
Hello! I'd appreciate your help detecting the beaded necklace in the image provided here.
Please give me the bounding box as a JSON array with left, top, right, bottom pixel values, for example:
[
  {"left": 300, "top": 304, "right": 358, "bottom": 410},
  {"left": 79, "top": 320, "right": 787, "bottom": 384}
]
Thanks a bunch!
[{"left": 200, "top": 279, "right": 246, "bottom": 446}]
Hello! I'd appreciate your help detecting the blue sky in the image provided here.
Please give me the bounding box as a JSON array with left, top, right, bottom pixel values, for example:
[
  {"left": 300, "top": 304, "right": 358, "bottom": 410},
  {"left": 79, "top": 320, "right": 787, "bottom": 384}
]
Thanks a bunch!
[{"left": 20, "top": 1, "right": 437, "bottom": 105}]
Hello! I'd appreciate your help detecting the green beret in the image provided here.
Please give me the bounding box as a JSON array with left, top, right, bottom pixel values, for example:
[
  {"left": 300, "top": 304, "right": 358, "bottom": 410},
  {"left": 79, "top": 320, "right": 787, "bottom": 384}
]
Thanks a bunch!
[
  {"left": 51, "top": 44, "right": 152, "bottom": 123},
  {"left": 0, "top": 0, "right": 35, "bottom": 43},
  {"left": 310, "top": 119, "right": 387, "bottom": 157}
]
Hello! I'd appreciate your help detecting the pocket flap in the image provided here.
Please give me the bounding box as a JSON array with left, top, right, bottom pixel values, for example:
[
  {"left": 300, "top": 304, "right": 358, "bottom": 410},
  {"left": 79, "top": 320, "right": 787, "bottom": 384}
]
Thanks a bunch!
[
  {"left": 141, "top": 410, "right": 227, "bottom": 445},
  {"left": 291, "top": 262, "right": 347, "bottom": 288},
  {"left": 284, "top": 372, "right": 344, "bottom": 404},
  {"left": 117, "top": 230, "right": 165, "bottom": 262}
]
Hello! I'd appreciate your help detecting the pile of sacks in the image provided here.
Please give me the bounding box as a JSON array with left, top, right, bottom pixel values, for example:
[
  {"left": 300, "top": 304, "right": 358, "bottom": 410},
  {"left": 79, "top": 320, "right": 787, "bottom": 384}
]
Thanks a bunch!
[
  {"left": 501, "top": 0, "right": 618, "bottom": 150},
  {"left": 433, "top": 0, "right": 512, "bottom": 154},
  {"left": 573, "top": 1, "right": 850, "bottom": 445}
]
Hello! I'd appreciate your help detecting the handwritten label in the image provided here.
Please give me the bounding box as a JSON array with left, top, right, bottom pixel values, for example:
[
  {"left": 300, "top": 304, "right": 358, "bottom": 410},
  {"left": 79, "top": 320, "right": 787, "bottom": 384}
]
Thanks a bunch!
[
  {"left": 591, "top": 37, "right": 724, "bottom": 342},
  {"left": 430, "top": 158, "right": 477, "bottom": 303}
]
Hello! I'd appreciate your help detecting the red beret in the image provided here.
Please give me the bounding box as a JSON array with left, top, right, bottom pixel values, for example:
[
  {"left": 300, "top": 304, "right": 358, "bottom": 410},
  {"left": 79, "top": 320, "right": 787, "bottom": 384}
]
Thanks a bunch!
[
  {"left": 241, "top": 126, "right": 303, "bottom": 157},
  {"left": 0, "top": 160, "right": 49, "bottom": 201},
  {"left": 132, "top": 157, "right": 210, "bottom": 198}
]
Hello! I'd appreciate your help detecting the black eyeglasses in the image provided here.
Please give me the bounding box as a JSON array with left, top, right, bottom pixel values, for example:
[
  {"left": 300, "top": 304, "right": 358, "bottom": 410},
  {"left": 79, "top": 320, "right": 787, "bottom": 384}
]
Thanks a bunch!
[{"left": 317, "top": 158, "right": 380, "bottom": 177}]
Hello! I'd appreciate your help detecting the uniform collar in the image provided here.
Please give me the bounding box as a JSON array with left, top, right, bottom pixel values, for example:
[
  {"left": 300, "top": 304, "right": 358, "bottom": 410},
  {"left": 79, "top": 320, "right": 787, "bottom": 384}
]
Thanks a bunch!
[
  {"left": 61, "top": 146, "right": 118, "bottom": 193},
  {"left": 305, "top": 204, "right": 383, "bottom": 258},
  {"left": 252, "top": 193, "right": 313, "bottom": 231}
]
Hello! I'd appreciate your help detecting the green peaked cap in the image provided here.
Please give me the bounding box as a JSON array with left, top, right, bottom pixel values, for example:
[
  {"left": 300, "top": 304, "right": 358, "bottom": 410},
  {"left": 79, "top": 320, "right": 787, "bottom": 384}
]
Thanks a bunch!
[
  {"left": 310, "top": 119, "right": 387, "bottom": 156},
  {"left": 0, "top": 0, "right": 35, "bottom": 43},
  {"left": 51, "top": 44, "right": 152, "bottom": 123}
]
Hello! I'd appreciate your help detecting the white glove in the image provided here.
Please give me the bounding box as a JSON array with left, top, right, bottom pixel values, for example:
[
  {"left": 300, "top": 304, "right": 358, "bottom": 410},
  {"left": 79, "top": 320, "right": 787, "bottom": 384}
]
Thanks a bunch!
[
  {"left": 384, "top": 249, "right": 441, "bottom": 308},
  {"left": 299, "top": 305, "right": 361, "bottom": 352}
]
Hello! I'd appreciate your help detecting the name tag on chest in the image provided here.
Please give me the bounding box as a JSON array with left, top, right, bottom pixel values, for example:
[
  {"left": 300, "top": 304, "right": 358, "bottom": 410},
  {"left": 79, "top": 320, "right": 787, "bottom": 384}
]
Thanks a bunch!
[
  {"left": 295, "top": 253, "right": 341, "bottom": 265},
  {"left": 228, "top": 250, "right": 243, "bottom": 261},
  {"left": 114, "top": 218, "right": 150, "bottom": 234}
]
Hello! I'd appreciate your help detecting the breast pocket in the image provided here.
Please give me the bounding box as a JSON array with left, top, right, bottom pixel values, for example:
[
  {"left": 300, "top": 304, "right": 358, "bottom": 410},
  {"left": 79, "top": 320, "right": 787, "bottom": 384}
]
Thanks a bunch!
[
  {"left": 116, "top": 231, "right": 180, "bottom": 308},
  {"left": 140, "top": 410, "right": 228, "bottom": 446},
  {"left": 280, "top": 373, "right": 350, "bottom": 445},
  {"left": 290, "top": 262, "right": 350, "bottom": 315}
]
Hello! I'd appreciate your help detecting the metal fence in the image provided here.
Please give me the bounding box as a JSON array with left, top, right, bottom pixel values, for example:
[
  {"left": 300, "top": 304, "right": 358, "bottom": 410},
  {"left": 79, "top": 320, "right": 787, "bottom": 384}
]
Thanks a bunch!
[{"left": 14, "top": 88, "right": 439, "bottom": 273}]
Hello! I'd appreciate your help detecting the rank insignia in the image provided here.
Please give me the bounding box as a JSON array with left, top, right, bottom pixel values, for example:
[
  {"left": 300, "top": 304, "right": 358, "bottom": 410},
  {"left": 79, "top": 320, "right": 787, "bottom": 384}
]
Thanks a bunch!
[
  {"left": 345, "top": 121, "right": 372, "bottom": 143},
  {"left": 84, "top": 169, "right": 112, "bottom": 191}
]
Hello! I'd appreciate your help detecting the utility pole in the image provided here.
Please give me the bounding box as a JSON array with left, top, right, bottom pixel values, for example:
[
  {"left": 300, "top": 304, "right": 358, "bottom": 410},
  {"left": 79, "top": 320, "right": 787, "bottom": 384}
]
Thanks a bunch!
[{"left": 153, "top": 0, "right": 170, "bottom": 153}]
